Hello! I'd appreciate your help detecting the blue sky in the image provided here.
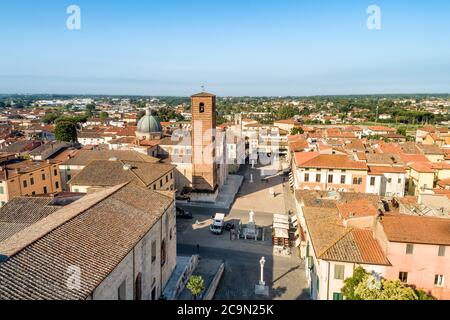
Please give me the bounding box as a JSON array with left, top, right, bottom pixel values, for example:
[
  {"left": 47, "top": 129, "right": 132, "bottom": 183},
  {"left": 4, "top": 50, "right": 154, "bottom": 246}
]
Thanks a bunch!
[{"left": 0, "top": 0, "right": 449, "bottom": 96}]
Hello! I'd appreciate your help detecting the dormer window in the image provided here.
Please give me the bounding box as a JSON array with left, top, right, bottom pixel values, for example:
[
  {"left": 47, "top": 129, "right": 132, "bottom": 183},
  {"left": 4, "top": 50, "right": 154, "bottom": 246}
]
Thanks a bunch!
[{"left": 199, "top": 102, "right": 205, "bottom": 113}]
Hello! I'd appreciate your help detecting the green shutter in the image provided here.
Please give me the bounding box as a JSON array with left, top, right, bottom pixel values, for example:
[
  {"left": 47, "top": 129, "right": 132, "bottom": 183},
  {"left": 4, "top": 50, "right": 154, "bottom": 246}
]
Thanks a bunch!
[{"left": 333, "top": 293, "right": 343, "bottom": 300}]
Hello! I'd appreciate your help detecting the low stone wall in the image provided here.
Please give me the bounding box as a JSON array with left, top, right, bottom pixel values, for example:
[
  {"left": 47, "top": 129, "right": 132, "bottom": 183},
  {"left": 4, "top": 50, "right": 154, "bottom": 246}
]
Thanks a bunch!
[
  {"left": 163, "top": 255, "right": 199, "bottom": 300},
  {"left": 202, "top": 262, "right": 225, "bottom": 300},
  {"left": 189, "top": 190, "right": 219, "bottom": 203}
]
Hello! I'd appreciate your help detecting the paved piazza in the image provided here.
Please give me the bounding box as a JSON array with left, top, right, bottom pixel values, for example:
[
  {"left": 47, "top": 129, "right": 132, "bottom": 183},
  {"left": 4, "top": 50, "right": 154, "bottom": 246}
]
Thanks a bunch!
[{"left": 177, "top": 164, "right": 309, "bottom": 300}]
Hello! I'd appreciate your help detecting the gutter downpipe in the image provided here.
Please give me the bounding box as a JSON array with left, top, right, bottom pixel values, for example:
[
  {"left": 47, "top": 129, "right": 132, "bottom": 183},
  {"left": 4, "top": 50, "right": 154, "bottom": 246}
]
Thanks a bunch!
[{"left": 327, "top": 261, "right": 330, "bottom": 300}]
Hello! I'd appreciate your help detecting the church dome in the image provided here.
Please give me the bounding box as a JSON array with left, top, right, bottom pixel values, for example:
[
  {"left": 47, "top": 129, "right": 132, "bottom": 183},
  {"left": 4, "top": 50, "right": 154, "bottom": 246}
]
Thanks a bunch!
[{"left": 137, "top": 109, "right": 162, "bottom": 135}]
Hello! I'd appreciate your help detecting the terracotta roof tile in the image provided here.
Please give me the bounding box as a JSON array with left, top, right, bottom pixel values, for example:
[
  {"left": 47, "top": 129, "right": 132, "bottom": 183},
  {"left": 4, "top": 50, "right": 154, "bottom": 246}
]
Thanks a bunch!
[
  {"left": 0, "top": 198, "right": 60, "bottom": 242},
  {"left": 368, "top": 126, "right": 396, "bottom": 132},
  {"left": 321, "top": 229, "right": 390, "bottom": 266},
  {"left": 69, "top": 160, "right": 175, "bottom": 188},
  {"left": 365, "top": 153, "right": 404, "bottom": 166},
  {"left": 368, "top": 166, "right": 406, "bottom": 174},
  {"left": 289, "top": 140, "right": 309, "bottom": 152},
  {"left": 0, "top": 183, "right": 174, "bottom": 300},
  {"left": 381, "top": 215, "right": 450, "bottom": 246},
  {"left": 399, "top": 154, "right": 430, "bottom": 164},
  {"left": 298, "top": 154, "right": 368, "bottom": 171},
  {"left": 63, "top": 150, "right": 159, "bottom": 166},
  {"left": 302, "top": 207, "right": 347, "bottom": 256},
  {"left": 336, "top": 199, "right": 379, "bottom": 219},
  {"left": 409, "top": 162, "right": 435, "bottom": 173}
]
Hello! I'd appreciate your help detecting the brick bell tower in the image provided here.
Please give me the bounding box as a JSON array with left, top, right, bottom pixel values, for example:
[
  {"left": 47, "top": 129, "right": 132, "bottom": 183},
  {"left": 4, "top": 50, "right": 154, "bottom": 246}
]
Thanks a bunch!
[{"left": 191, "top": 91, "right": 218, "bottom": 192}]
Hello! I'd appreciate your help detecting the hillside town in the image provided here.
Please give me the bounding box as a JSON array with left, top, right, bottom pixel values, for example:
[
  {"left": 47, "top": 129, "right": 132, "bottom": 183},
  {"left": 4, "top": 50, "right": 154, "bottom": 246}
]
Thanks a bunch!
[{"left": 0, "top": 92, "right": 448, "bottom": 300}]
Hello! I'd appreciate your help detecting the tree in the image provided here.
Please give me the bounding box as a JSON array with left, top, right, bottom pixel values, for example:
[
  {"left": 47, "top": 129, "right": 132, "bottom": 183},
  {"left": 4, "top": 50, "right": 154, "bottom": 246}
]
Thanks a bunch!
[
  {"left": 55, "top": 121, "right": 77, "bottom": 143},
  {"left": 186, "top": 275, "right": 205, "bottom": 300},
  {"left": 64, "top": 103, "right": 74, "bottom": 111},
  {"left": 86, "top": 103, "right": 96, "bottom": 114},
  {"left": 341, "top": 267, "right": 367, "bottom": 300},
  {"left": 85, "top": 109, "right": 94, "bottom": 118},
  {"left": 342, "top": 267, "right": 435, "bottom": 300},
  {"left": 55, "top": 115, "right": 88, "bottom": 127},
  {"left": 42, "top": 113, "right": 60, "bottom": 124},
  {"left": 155, "top": 106, "right": 184, "bottom": 122},
  {"left": 290, "top": 127, "right": 304, "bottom": 135},
  {"left": 100, "top": 111, "right": 109, "bottom": 120},
  {"left": 277, "top": 106, "right": 298, "bottom": 120},
  {"left": 396, "top": 127, "right": 407, "bottom": 136}
]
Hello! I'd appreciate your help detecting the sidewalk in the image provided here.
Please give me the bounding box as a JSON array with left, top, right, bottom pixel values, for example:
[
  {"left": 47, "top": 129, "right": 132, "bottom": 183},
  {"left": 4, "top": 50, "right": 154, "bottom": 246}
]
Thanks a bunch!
[{"left": 177, "top": 175, "right": 244, "bottom": 209}]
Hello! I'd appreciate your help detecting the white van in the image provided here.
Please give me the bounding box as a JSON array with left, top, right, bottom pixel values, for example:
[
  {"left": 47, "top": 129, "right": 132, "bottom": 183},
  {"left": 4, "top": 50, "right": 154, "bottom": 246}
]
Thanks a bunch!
[{"left": 210, "top": 213, "right": 225, "bottom": 235}]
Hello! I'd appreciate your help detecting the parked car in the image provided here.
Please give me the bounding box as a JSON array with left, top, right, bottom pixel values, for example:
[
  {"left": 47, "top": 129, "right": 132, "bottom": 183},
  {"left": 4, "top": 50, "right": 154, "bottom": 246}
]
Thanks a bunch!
[
  {"left": 176, "top": 207, "right": 193, "bottom": 219},
  {"left": 210, "top": 213, "right": 225, "bottom": 235}
]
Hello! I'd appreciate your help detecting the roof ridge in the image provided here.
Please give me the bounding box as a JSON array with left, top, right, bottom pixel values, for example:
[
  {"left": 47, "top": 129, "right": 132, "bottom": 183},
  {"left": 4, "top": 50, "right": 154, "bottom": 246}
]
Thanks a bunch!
[
  {"left": 0, "top": 183, "right": 129, "bottom": 261},
  {"left": 120, "top": 160, "right": 148, "bottom": 187}
]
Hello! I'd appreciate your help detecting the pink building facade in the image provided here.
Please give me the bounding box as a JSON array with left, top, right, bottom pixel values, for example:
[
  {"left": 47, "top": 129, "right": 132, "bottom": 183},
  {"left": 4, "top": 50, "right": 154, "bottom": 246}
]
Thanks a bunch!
[{"left": 376, "top": 215, "right": 450, "bottom": 300}]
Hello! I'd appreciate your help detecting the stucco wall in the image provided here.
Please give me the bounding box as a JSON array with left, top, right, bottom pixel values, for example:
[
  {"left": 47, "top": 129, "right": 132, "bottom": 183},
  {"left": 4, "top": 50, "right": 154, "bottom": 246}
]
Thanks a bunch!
[{"left": 384, "top": 242, "right": 449, "bottom": 300}]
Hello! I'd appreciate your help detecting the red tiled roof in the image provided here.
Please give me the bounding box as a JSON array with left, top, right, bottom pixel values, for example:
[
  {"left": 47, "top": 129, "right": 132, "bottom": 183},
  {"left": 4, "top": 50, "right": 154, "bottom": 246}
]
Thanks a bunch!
[
  {"left": 377, "top": 142, "right": 403, "bottom": 154},
  {"left": 430, "top": 163, "right": 450, "bottom": 170},
  {"left": 275, "top": 119, "right": 298, "bottom": 125},
  {"left": 336, "top": 199, "right": 379, "bottom": 219},
  {"left": 294, "top": 152, "right": 320, "bottom": 166},
  {"left": 368, "top": 166, "right": 406, "bottom": 174},
  {"left": 433, "top": 188, "right": 450, "bottom": 200},
  {"left": 139, "top": 140, "right": 160, "bottom": 147},
  {"left": 0, "top": 183, "right": 174, "bottom": 300},
  {"left": 409, "top": 162, "right": 434, "bottom": 173},
  {"left": 368, "top": 126, "right": 396, "bottom": 132},
  {"left": 298, "top": 154, "right": 368, "bottom": 171},
  {"left": 320, "top": 229, "right": 391, "bottom": 266},
  {"left": 116, "top": 126, "right": 137, "bottom": 137},
  {"left": 437, "top": 179, "right": 450, "bottom": 188},
  {"left": 343, "top": 126, "right": 363, "bottom": 132},
  {"left": 344, "top": 140, "right": 366, "bottom": 152},
  {"left": 355, "top": 152, "right": 367, "bottom": 161},
  {"left": 352, "top": 229, "right": 391, "bottom": 265},
  {"left": 381, "top": 215, "right": 450, "bottom": 246},
  {"left": 399, "top": 154, "right": 430, "bottom": 164},
  {"left": 289, "top": 140, "right": 309, "bottom": 152}
]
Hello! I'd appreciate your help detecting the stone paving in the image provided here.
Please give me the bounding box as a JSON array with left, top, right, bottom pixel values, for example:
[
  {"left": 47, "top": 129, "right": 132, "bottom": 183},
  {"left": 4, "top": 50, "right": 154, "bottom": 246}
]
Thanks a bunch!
[
  {"left": 233, "top": 164, "right": 286, "bottom": 214},
  {"left": 177, "top": 175, "right": 244, "bottom": 210},
  {"left": 176, "top": 163, "right": 309, "bottom": 300}
]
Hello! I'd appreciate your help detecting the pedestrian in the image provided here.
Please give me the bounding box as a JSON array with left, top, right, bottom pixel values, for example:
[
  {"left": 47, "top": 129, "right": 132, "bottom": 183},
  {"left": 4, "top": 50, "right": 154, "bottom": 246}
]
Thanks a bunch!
[{"left": 196, "top": 244, "right": 200, "bottom": 253}]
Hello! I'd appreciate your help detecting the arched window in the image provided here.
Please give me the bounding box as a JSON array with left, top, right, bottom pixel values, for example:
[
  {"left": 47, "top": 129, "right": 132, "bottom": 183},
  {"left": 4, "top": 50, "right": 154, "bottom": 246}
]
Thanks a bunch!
[
  {"left": 135, "top": 273, "right": 142, "bottom": 301},
  {"left": 161, "top": 240, "right": 166, "bottom": 267},
  {"left": 199, "top": 102, "right": 205, "bottom": 113}
]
